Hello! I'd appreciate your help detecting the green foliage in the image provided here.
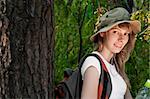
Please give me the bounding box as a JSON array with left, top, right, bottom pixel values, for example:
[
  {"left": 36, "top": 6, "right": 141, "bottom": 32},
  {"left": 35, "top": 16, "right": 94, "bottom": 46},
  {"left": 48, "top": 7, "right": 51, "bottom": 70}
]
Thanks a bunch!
[
  {"left": 54, "top": 0, "right": 105, "bottom": 84},
  {"left": 54, "top": 0, "right": 96, "bottom": 83},
  {"left": 133, "top": 0, "right": 150, "bottom": 10}
]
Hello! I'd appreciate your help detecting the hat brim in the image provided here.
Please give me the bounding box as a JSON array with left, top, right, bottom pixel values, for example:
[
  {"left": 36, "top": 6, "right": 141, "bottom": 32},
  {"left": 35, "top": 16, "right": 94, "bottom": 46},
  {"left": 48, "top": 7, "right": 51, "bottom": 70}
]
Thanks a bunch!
[{"left": 90, "top": 20, "right": 141, "bottom": 42}]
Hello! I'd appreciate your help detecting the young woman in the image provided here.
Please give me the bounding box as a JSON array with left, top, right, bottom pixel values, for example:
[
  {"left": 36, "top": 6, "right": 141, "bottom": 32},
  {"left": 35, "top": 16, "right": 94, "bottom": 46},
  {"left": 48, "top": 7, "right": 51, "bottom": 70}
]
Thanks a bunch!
[{"left": 81, "top": 7, "right": 141, "bottom": 99}]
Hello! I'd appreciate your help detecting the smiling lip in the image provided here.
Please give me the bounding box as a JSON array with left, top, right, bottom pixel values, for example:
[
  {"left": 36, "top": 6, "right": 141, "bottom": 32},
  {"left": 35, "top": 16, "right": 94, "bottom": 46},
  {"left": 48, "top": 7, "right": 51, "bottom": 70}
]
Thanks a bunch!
[{"left": 114, "top": 43, "right": 122, "bottom": 48}]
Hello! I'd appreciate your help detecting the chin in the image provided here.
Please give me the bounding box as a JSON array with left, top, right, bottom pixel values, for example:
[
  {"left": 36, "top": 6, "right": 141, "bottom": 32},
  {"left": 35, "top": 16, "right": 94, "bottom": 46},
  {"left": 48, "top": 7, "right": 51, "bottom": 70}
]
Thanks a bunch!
[
  {"left": 112, "top": 49, "right": 122, "bottom": 53},
  {"left": 115, "top": 51, "right": 121, "bottom": 53}
]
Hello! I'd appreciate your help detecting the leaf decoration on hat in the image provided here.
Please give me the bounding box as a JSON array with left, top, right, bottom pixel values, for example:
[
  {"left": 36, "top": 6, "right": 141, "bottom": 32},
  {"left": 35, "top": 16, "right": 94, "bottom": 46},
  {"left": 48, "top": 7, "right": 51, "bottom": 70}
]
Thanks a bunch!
[
  {"left": 94, "top": 15, "right": 101, "bottom": 33},
  {"left": 94, "top": 7, "right": 107, "bottom": 33}
]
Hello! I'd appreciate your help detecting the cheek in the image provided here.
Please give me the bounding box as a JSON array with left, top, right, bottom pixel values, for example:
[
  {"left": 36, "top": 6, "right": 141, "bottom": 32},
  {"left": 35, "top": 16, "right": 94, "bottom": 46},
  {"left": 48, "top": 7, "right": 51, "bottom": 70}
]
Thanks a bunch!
[
  {"left": 108, "top": 35, "right": 118, "bottom": 43},
  {"left": 119, "top": 38, "right": 129, "bottom": 51},
  {"left": 105, "top": 36, "right": 117, "bottom": 47},
  {"left": 123, "top": 37, "right": 129, "bottom": 45}
]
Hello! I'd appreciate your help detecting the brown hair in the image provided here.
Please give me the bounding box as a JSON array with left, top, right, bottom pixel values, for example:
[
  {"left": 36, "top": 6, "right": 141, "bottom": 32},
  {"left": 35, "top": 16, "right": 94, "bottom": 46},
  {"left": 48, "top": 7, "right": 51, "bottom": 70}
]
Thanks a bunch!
[{"left": 94, "top": 23, "right": 136, "bottom": 88}]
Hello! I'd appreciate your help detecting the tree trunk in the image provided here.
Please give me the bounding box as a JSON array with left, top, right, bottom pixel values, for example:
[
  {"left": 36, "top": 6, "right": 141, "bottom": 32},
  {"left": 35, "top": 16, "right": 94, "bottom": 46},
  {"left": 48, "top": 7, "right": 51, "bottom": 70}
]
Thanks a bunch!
[
  {"left": 0, "top": 0, "right": 11, "bottom": 98},
  {"left": 107, "top": 0, "right": 134, "bottom": 13},
  {"left": 1, "top": 0, "right": 54, "bottom": 98}
]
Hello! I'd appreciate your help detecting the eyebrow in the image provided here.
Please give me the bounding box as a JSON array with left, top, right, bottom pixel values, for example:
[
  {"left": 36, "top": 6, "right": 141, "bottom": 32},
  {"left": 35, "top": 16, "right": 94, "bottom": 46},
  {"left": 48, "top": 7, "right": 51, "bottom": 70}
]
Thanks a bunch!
[{"left": 111, "top": 27, "right": 119, "bottom": 30}]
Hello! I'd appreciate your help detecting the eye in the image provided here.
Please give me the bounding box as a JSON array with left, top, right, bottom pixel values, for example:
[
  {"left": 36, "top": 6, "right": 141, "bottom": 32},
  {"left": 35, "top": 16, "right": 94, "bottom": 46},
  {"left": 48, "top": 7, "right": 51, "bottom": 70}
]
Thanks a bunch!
[
  {"left": 124, "top": 32, "right": 129, "bottom": 36},
  {"left": 113, "top": 31, "right": 117, "bottom": 34}
]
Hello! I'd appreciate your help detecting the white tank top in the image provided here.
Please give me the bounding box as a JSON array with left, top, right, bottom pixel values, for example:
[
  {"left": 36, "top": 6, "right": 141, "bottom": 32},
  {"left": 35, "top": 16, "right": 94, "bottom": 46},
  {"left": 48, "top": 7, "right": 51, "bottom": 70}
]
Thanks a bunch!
[{"left": 81, "top": 51, "right": 127, "bottom": 99}]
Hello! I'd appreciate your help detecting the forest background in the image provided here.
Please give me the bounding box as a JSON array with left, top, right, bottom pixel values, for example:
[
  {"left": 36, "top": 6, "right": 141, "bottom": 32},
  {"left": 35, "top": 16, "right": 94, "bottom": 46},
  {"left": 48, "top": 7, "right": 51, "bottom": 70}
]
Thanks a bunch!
[{"left": 54, "top": 0, "right": 150, "bottom": 97}]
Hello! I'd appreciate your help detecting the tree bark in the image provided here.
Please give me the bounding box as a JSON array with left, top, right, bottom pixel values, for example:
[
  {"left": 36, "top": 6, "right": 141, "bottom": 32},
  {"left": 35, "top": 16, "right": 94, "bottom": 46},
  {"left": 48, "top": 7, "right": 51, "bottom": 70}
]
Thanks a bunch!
[
  {"left": 3, "top": 0, "right": 54, "bottom": 98},
  {"left": 0, "top": 0, "right": 11, "bottom": 98}
]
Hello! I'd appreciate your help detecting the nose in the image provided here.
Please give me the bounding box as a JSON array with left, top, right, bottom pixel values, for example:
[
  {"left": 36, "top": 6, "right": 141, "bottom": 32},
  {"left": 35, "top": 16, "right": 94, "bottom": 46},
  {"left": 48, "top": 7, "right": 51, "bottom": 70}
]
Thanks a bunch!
[{"left": 118, "top": 33, "right": 123, "bottom": 41}]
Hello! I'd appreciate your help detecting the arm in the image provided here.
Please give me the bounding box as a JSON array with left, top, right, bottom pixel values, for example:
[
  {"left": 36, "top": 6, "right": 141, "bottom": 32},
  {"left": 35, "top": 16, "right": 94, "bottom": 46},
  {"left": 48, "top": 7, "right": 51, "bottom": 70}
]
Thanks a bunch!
[{"left": 81, "top": 66, "right": 99, "bottom": 99}]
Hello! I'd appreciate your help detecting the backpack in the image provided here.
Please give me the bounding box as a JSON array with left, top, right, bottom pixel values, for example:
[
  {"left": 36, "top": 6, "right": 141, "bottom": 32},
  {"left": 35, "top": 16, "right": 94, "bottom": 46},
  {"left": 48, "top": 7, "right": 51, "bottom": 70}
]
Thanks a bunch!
[{"left": 54, "top": 53, "right": 112, "bottom": 99}]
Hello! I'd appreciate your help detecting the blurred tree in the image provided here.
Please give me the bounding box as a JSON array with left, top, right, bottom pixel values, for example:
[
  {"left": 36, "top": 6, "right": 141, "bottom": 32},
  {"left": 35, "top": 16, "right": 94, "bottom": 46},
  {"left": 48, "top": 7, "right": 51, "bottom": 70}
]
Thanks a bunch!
[
  {"left": 0, "top": 0, "right": 54, "bottom": 98},
  {"left": 77, "top": 1, "right": 88, "bottom": 62},
  {"left": 107, "top": 0, "right": 134, "bottom": 13}
]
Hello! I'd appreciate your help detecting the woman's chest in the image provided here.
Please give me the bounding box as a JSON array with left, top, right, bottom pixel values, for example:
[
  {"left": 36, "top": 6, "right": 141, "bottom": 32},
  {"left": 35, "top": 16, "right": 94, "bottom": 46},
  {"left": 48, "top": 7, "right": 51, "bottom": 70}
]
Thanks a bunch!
[{"left": 107, "top": 65, "right": 127, "bottom": 99}]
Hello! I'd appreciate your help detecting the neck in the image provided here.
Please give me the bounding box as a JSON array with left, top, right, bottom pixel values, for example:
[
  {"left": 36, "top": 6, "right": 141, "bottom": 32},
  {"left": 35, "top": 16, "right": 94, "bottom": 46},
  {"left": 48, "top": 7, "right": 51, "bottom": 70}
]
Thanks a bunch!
[{"left": 98, "top": 47, "right": 114, "bottom": 62}]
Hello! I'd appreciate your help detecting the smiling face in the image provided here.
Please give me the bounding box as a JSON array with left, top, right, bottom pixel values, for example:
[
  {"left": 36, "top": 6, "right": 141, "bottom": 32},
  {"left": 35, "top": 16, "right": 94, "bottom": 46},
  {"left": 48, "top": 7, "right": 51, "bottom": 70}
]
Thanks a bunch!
[{"left": 100, "top": 23, "right": 131, "bottom": 54}]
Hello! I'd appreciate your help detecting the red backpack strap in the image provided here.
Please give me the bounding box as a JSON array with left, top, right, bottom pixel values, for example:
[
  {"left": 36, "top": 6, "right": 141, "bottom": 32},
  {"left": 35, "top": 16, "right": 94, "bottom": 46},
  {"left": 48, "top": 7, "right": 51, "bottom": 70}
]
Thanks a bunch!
[
  {"left": 88, "top": 53, "right": 112, "bottom": 99},
  {"left": 98, "top": 55, "right": 112, "bottom": 99}
]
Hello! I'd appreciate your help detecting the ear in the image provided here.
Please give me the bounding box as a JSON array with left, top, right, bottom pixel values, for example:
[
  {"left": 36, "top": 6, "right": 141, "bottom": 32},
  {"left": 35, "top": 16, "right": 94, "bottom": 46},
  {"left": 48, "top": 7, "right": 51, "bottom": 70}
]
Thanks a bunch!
[{"left": 99, "top": 32, "right": 105, "bottom": 37}]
